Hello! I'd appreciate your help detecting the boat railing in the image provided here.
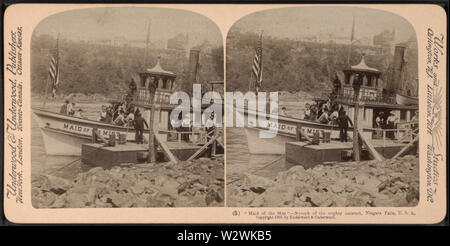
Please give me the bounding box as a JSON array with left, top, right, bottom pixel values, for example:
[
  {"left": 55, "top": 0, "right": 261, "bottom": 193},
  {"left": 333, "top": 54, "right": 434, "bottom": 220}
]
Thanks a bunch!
[
  {"left": 363, "top": 121, "right": 418, "bottom": 147},
  {"left": 132, "top": 88, "right": 173, "bottom": 106},
  {"left": 159, "top": 129, "right": 218, "bottom": 144},
  {"left": 296, "top": 120, "right": 418, "bottom": 148},
  {"left": 334, "top": 92, "right": 396, "bottom": 105}
]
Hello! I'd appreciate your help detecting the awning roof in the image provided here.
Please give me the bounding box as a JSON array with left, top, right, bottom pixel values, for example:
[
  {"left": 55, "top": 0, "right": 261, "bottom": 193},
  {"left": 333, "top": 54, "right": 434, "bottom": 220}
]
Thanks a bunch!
[
  {"left": 142, "top": 57, "right": 176, "bottom": 78},
  {"left": 345, "top": 55, "right": 380, "bottom": 74}
]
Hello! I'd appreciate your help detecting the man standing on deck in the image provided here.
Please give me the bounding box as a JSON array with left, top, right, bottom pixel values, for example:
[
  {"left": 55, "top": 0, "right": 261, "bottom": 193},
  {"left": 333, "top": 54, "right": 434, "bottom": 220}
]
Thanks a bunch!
[
  {"left": 205, "top": 112, "right": 216, "bottom": 137},
  {"left": 386, "top": 112, "right": 398, "bottom": 139},
  {"left": 205, "top": 112, "right": 216, "bottom": 158},
  {"left": 303, "top": 103, "right": 311, "bottom": 120},
  {"left": 133, "top": 112, "right": 149, "bottom": 144},
  {"left": 280, "top": 106, "right": 288, "bottom": 117},
  {"left": 337, "top": 110, "right": 353, "bottom": 142},
  {"left": 68, "top": 102, "right": 75, "bottom": 116},
  {"left": 375, "top": 112, "right": 384, "bottom": 138},
  {"left": 60, "top": 100, "right": 70, "bottom": 115}
]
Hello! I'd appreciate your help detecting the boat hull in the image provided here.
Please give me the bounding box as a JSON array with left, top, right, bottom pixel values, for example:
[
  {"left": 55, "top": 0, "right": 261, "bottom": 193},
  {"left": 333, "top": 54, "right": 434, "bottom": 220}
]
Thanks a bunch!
[
  {"left": 32, "top": 108, "right": 155, "bottom": 156},
  {"left": 244, "top": 127, "right": 293, "bottom": 155},
  {"left": 238, "top": 108, "right": 370, "bottom": 155}
]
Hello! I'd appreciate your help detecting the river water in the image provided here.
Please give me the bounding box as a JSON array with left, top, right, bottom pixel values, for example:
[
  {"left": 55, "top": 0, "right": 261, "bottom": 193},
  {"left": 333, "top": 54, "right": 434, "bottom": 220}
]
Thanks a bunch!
[
  {"left": 226, "top": 91, "right": 314, "bottom": 181},
  {"left": 31, "top": 101, "right": 106, "bottom": 180}
]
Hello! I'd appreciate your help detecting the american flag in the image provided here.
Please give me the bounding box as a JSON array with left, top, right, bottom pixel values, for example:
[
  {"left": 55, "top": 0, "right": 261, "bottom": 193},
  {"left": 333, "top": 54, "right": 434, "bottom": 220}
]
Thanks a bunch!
[
  {"left": 252, "top": 32, "right": 263, "bottom": 92},
  {"left": 49, "top": 36, "right": 60, "bottom": 98}
]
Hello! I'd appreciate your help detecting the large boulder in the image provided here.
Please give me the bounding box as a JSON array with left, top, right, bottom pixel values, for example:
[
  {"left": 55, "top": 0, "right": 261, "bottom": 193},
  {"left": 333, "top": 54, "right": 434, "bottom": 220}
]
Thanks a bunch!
[{"left": 242, "top": 173, "right": 273, "bottom": 192}]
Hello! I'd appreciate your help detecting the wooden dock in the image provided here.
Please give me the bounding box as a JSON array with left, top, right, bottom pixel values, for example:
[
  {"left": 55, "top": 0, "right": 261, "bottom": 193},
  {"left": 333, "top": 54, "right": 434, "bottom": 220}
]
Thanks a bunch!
[
  {"left": 285, "top": 140, "right": 412, "bottom": 169},
  {"left": 81, "top": 142, "right": 205, "bottom": 169}
]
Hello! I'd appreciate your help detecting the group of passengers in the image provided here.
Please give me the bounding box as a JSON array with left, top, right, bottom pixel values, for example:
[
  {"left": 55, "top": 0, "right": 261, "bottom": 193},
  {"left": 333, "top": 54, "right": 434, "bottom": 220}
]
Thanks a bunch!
[
  {"left": 99, "top": 101, "right": 136, "bottom": 127},
  {"left": 303, "top": 99, "right": 344, "bottom": 125},
  {"left": 98, "top": 101, "right": 149, "bottom": 144},
  {"left": 302, "top": 99, "right": 353, "bottom": 142}
]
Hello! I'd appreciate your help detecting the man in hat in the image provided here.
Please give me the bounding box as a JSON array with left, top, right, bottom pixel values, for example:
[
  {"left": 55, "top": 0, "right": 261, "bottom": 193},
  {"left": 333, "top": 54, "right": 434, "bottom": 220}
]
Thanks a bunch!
[
  {"left": 337, "top": 110, "right": 353, "bottom": 142},
  {"left": 60, "top": 100, "right": 70, "bottom": 115},
  {"left": 375, "top": 112, "right": 385, "bottom": 138},
  {"left": 375, "top": 112, "right": 385, "bottom": 128},
  {"left": 68, "top": 102, "right": 76, "bottom": 116},
  {"left": 386, "top": 112, "right": 398, "bottom": 139},
  {"left": 280, "top": 106, "right": 288, "bottom": 117},
  {"left": 303, "top": 103, "right": 311, "bottom": 120},
  {"left": 133, "top": 112, "right": 148, "bottom": 144},
  {"left": 99, "top": 105, "right": 107, "bottom": 122}
]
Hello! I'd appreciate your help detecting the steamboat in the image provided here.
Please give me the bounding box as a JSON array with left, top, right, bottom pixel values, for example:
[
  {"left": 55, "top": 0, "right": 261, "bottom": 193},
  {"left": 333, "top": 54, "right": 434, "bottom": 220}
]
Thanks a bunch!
[
  {"left": 32, "top": 50, "right": 220, "bottom": 156},
  {"left": 242, "top": 46, "right": 418, "bottom": 155}
]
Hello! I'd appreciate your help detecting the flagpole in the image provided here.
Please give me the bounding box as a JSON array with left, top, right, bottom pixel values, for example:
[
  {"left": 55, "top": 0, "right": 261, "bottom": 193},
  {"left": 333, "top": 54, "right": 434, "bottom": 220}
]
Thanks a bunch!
[
  {"left": 256, "top": 30, "right": 263, "bottom": 93},
  {"left": 249, "top": 68, "right": 254, "bottom": 92},
  {"left": 42, "top": 76, "right": 51, "bottom": 107},
  {"left": 259, "top": 30, "right": 263, "bottom": 93}
]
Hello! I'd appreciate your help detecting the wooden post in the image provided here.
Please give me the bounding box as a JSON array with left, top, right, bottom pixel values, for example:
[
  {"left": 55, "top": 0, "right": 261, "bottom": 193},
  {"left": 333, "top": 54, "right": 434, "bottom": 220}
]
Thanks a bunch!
[
  {"left": 393, "top": 135, "right": 419, "bottom": 159},
  {"left": 211, "top": 128, "right": 217, "bottom": 156},
  {"left": 358, "top": 129, "right": 384, "bottom": 161},
  {"left": 42, "top": 77, "right": 51, "bottom": 107},
  {"left": 352, "top": 88, "right": 360, "bottom": 161},
  {"left": 92, "top": 127, "right": 98, "bottom": 143},
  {"left": 187, "top": 134, "right": 220, "bottom": 161},
  {"left": 299, "top": 128, "right": 313, "bottom": 143},
  {"left": 148, "top": 100, "right": 156, "bottom": 163},
  {"left": 154, "top": 132, "right": 178, "bottom": 164},
  {"left": 296, "top": 124, "right": 302, "bottom": 141}
]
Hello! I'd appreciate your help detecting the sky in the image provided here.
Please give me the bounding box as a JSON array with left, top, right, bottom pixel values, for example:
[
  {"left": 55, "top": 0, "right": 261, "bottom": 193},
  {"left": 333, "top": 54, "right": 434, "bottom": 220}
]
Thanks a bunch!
[
  {"left": 33, "top": 7, "right": 223, "bottom": 48},
  {"left": 231, "top": 6, "right": 416, "bottom": 44}
]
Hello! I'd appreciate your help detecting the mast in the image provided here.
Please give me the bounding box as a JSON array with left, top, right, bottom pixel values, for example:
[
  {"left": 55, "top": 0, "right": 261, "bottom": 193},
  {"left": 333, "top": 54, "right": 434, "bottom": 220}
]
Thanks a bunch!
[
  {"left": 143, "top": 20, "right": 151, "bottom": 68},
  {"left": 347, "top": 15, "right": 355, "bottom": 66}
]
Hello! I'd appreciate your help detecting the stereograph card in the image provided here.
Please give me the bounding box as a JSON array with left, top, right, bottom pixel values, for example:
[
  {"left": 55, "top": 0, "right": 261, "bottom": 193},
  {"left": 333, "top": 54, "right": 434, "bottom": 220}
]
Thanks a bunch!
[{"left": 2, "top": 3, "right": 447, "bottom": 224}]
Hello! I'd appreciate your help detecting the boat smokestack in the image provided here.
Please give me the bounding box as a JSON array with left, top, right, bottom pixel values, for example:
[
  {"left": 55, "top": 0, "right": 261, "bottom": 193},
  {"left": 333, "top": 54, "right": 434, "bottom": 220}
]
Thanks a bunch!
[
  {"left": 188, "top": 49, "right": 200, "bottom": 85},
  {"left": 389, "top": 45, "right": 405, "bottom": 91}
]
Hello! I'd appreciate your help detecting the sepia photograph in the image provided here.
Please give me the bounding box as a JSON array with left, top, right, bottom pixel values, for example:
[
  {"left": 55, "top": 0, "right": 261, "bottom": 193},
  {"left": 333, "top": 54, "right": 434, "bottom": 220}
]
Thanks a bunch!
[
  {"left": 30, "top": 7, "right": 225, "bottom": 208},
  {"left": 3, "top": 3, "right": 446, "bottom": 225},
  {"left": 226, "top": 6, "right": 420, "bottom": 207}
]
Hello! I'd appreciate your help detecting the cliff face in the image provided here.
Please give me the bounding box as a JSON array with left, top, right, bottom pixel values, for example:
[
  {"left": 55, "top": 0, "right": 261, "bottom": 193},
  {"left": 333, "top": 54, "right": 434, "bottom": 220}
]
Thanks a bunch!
[
  {"left": 226, "top": 31, "right": 418, "bottom": 96},
  {"left": 31, "top": 34, "right": 223, "bottom": 97}
]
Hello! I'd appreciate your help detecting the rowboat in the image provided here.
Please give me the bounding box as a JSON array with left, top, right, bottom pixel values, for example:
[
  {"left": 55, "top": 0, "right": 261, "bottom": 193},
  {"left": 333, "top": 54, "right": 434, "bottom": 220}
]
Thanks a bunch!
[{"left": 395, "top": 93, "right": 418, "bottom": 105}]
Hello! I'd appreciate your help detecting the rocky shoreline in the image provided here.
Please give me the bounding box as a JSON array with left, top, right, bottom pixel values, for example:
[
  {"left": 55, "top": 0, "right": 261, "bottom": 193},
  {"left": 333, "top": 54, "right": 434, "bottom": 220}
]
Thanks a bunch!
[
  {"left": 32, "top": 157, "right": 224, "bottom": 208},
  {"left": 228, "top": 155, "right": 419, "bottom": 207}
]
